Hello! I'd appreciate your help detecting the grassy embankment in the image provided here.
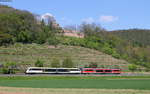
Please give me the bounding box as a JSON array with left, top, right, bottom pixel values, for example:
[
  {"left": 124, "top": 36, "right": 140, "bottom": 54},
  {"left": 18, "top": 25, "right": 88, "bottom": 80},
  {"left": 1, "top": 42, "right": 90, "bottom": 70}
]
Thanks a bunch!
[{"left": 0, "top": 43, "right": 128, "bottom": 70}]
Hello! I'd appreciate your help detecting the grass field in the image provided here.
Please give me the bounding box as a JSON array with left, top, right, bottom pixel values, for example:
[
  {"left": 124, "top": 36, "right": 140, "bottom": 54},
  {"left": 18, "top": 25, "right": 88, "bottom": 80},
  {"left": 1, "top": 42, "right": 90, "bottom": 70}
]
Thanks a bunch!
[
  {"left": 0, "top": 76, "right": 150, "bottom": 94},
  {"left": 0, "top": 76, "right": 150, "bottom": 90},
  {"left": 1, "top": 87, "right": 150, "bottom": 94},
  {"left": 0, "top": 43, "right": 128, "bottom": 70}
]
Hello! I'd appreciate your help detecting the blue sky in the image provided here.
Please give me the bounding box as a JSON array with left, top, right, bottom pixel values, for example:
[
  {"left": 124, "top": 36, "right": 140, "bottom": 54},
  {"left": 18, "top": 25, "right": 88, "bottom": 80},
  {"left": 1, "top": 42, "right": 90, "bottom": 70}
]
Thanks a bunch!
[{"left": 1, "top": 0, "right": 150, "bottom": 30}]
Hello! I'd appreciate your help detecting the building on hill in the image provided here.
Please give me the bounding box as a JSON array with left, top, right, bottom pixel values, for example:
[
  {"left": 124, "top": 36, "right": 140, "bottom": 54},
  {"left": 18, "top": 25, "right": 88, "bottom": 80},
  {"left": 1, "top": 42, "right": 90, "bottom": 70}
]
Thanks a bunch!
[
  {"left": 50, "top": 21, "right": 62, "bottom": 30},
  {"left": 35, "top": 13, "right": 84, "bottom": 38},
  {"left": 62, "top": 30, "right": 84, "bottom": 38}
]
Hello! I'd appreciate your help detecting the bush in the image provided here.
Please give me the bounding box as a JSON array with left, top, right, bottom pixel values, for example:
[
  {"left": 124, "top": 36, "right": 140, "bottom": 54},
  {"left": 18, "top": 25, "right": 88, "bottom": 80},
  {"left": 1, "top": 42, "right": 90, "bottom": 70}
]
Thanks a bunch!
[
  {"left": 48, "top": 36, "right": 59, "bottom": 47},
  {"left": 1, "top": 62, "right": 17, "bottom": 74},
  {"left": 128, "top": 64, "right": 137, "bottom": 72},
  {"left": 102, "top": 47, "right": 113, "bottom": 55},
  {"left": 113, "top": 65, "right": 120, "bottom": 69},
  {"left": 2, "top": 68, "right": 10, "bottom": 74},
  {"left": 51, "top": 58, "right": 61, "bottom": 68},
  {"left": 112, "top": 51, "right": 121, "bottom": 59},
  {"left": 99, "top": 65, "right": 105, "bottom": 68},
  {"left": 88, "top": 62, "right": 98, "bottom": 68},
  {"left": 62, "top": 57, "right": 74, "bottom": 68},
  {"left": 35, "top": 59, "right": 44, "bottom": 67},
  {"left": 0, "top": 32, "right": 14, "bottom": 46},
  {"left": 84, "top": 64, "right": 89, "bottom": 68}
]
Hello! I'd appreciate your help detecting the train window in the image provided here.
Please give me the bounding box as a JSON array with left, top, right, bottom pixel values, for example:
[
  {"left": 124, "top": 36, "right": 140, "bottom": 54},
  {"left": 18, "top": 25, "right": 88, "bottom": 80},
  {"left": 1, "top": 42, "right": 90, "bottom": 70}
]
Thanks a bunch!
[
  {"left": 105, "top": 70, "right": 112, "bottom": 72},
  {"left": 29, "top": 69, "right": 42, "bottom": 71},
  {"left": 85, "top": 69, "right": 94, "bottom": 71},
  {"left": 96, "top": 70, "right": 103, "bottom": 72},
  {"left": 44, "top": 69, "right": 56, "bottom": 72},
  {"left": 113, "top": 70, "right": 120, "bottom": 72},
  {"left": 57, "top": 69, "right": 69, "bottom": 72}
]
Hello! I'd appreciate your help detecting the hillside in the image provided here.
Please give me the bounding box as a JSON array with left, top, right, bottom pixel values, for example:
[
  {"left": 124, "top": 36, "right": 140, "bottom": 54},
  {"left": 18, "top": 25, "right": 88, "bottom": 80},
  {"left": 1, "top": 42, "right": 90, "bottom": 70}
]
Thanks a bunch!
[
  {"left": 0, "top": 43, "right": 128, "bottom": 70},
  {"left": 0, "top": 5, "right": 150, "bottom": 72},
  {"left": 111, "top": 29, "right": 150, "bottom": 46}
]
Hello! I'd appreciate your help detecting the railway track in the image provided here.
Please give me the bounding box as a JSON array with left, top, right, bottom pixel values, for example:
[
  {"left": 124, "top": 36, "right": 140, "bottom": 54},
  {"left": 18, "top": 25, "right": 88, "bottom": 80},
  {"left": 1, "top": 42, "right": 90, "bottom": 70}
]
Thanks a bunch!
[{"left": 0, "top": 72, "right": 150, "bottom": 76}]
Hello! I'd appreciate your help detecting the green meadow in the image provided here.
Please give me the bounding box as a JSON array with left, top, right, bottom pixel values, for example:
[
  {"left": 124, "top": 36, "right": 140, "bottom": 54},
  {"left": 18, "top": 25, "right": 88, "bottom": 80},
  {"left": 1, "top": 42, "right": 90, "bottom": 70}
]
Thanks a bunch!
[{"left": 0, "top": 76, "right": 150, "bottom": 90}]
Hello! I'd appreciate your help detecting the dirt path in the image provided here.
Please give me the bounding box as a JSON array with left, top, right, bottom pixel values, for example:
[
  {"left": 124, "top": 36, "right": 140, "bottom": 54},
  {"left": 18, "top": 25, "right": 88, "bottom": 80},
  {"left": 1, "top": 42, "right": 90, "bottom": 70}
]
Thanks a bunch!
[{"left": 0, "top": 86, "right": 150, "bottom": 94}]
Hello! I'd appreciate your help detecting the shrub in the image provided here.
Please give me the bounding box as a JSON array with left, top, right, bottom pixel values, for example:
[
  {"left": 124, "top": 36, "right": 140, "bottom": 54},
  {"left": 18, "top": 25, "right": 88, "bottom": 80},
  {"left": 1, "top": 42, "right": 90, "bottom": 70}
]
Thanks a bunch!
[
  {"left": 113, "top": 65, "right": 120, "bottom": 69},
  {"left": 112, "top": 51, "right": 121, "bottom": 59},
  {"left": 48, "top": 36, "right": 59, "bottom": 48},
  {"left": 35, "top": 59, "right": 44, "bottom": 67},
  {"left": 84, "top": 64, "right": 89, "bottom": 68},
  {"left": 1, "top": 62, "right": 17, "bottom": 74},
  {"left": 99, "top": 65, "right": 105, "bottom": 68},
  {"left": 128, "top": 64, "right": 137, "bottom": 72},
  {"left": 51, "top": 58, "right": 61, "bottom": 68},
  {"left": 88, "top": 62, "right": 98, "bottom": 68},
  {"left": 62, "top": 57, "right": 74, "bottom": 68},
  {"left": 2, "top": 68, "right": 10, "bottom": 74}
]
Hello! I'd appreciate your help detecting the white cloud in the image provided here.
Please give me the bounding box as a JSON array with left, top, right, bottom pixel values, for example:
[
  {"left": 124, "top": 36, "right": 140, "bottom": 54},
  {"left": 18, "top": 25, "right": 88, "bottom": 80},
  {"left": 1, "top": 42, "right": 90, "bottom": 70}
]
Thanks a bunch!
[
  {"left": 41, "top": 13, "right": 54, "bottom": 19},
  {"left": 99, "top": 15, "right": 118, "bottom": 23},
  {"left": 82, "top": 17, "right": 95, "bottom": 23}
]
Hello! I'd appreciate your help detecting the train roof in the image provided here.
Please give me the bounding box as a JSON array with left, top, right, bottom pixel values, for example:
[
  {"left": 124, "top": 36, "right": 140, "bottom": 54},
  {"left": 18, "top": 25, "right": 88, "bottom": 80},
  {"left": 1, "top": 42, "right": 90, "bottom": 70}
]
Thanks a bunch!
[
  {"left": 82, "top": 68, "right": 121, "bottom": 70},
  {"left": 27, "top": 67, "right": 80, "bottom": 69}
]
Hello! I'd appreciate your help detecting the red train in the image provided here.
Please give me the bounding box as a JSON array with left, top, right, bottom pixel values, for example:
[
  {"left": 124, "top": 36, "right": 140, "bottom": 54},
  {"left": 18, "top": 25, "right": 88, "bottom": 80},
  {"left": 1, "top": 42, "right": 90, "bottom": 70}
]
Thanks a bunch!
[{"left": 82, "top": 68, "right": 121, "bottom": 74}]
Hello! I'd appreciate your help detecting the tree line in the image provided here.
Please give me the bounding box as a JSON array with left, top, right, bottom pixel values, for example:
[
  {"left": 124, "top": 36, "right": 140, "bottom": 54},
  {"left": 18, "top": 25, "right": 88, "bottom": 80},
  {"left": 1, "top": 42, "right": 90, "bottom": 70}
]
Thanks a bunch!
[
  {"left": 61, "top": 23, "right": 150, "bottom": 70},
  {"left": 0, "top": 5, "right": 61, "bottom": 46}
]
